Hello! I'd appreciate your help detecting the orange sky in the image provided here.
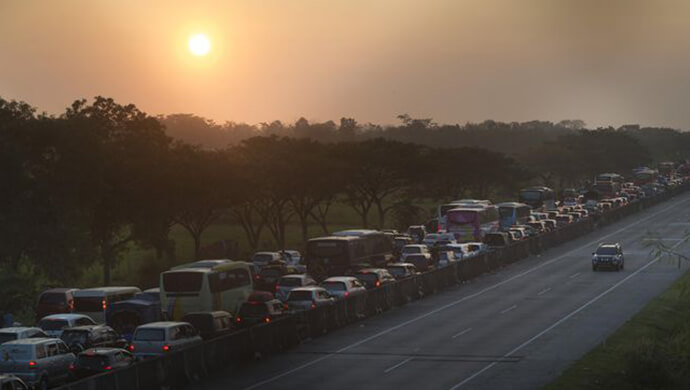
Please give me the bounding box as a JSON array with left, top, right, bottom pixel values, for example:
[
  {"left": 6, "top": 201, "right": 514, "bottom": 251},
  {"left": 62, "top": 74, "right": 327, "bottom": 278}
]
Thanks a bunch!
[{"left": 2, "top": 0, "right": 690, "bottom": 128}]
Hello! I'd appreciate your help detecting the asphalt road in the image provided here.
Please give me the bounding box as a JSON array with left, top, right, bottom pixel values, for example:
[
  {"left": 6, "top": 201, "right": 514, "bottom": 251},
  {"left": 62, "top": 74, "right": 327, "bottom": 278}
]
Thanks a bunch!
[{"left": 193, "top": 192, "right": 690, "bottom": 390}]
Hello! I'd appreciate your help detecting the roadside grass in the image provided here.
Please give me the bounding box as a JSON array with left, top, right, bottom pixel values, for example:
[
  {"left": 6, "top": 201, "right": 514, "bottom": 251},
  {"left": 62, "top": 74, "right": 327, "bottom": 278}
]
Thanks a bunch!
[{"left": 543, "top": 267, "right": 690, "bottom": 390}]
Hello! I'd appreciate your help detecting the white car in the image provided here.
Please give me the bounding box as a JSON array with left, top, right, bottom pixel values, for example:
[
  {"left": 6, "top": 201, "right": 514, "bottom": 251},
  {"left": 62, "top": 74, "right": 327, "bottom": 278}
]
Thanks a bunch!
[
  {"left": 0, "top": 327, "right": 48, "bottom": 345},
  {"left": 130, "top": 322, "right": 202, "bottom": 359},
  {"left": 422, "top": 233, "right": 456, "bottom": 247},
  {"left": 400, "top": 245, "right": 431, "bottom": 261},
  {"left": 37, "top": 314, "right": 96, "bottom": 338},
  {"left": 251, "top": 252, "right": 283, "bottom": 268},
  {"left": 275, "top": 274, "right": 318, "bottom": 301},
  {"left": 320, "top": 277, "right": 367, "bottom": 300}
]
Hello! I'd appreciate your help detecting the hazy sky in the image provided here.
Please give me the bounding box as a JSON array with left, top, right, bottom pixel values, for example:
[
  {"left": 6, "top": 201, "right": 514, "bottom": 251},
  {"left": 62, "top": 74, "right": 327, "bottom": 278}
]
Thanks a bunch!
[{"left": 2, "top": 0, "right": 690, "bottom": 129}]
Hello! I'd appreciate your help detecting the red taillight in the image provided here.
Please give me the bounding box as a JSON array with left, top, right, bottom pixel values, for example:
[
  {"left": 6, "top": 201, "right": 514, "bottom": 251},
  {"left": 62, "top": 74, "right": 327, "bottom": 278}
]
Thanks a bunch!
[
  {"left": 344, "top": 291, "right": 349, "bottom": 298},
  {"left": 69, "top": 363, "right": 76, "bottom": 371},
  {"left": 29, "top": 361, "right": 37, "bottom": 369},
  {"left": 127, "top": 345, "right": 135, "bottom": 352},
  {"left": 264, "top": 317, "right": 271, "bottom": 324},
  {"left": 103, "top": 366, "right": 112, "bottom": 370},
  {"left": 275, "top": 285, "right": 280, "bottom": 292},
  {"left": 236, "top": 317, "right": 242, "bottom": 323},
  {"left": 283, "top": 303, "right": 289, "bottom": 310},
  {"left": 162, "top": 345, "right": 170, "bottom": 352},
  {"left": 311, "top": 302, "right": 316, "bottom": 309},
  {"left": 101, "top": 299, "right": 107, "bottom": 310},
  {"left": 376, "top": 280, "right": 381, "bottom": 287}
]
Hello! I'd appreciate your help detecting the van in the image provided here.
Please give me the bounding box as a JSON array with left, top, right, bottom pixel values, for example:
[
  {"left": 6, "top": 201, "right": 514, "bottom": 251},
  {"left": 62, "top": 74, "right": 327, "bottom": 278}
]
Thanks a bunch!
[
  {"left": 72, "top": 287, "right": 141, "bottom": 323},
  {"left": 0, "top": 338, "right": 75, "bottom": 389},
  {"left": 35, "top": 288, "right": 78, "bottom": 321}
]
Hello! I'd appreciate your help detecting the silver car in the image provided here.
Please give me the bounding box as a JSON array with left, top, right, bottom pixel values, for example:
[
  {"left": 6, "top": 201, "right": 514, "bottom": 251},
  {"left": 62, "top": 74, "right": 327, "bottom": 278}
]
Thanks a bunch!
[
  {"left": 0, "top": 328, "right": 48, "bottom": 345},
  {"left": 37, "top": 314, "right": 96, "bottom": 338},
  {"left": 275, "top": 274, "right": 317, "bottom": 301},
  {"left": 130, "top": 322, "right": 202, "bottom": 359},
  {"left": 286, "top": 287, "right": 336, "bottom": 312},
  {"left": 0, "top": 338, "right": 75, "bottom": 390},
  {"left": 320, "top": 277, "right": 367, "bottom": 300}
]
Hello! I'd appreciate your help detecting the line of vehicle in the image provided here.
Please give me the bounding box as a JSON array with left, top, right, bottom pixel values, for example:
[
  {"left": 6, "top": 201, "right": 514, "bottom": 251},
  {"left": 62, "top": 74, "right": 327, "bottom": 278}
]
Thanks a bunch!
[
  {"left": 241, "top": 194, "right": 690, "bottom": 390},
  {"left": 384, "top": 357, "right": 414, "bottom": 373},
  {"left": 499, "top": 305, "right": 517, "bottom": 314},
  {"left": 446, "top": 237, "right": 688, "bottom": 390},
  {"left": 451, "top": 328, "right": 473, "bottom": 339}
]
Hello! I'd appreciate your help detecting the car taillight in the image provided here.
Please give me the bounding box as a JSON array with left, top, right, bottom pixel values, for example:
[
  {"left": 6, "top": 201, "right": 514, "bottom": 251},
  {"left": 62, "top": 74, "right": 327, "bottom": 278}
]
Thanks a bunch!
[
  {"left": 103, "top": 366, "right": 112, "bottom": 370},
  {"left": 311, "top": 302, "right": 316, "bottom": 309},
  {"left": 102, "top": 299, "right": 107, "bottom": 310},
  {"left": 127, "top": 345, "right": 135, "bottom": 352},
  {"left": 344, "top": 291, "right": 349, "bottom": 298},
  {"left": 162, "top": 345, "right": 170, "bottom": 352},
  {"left": 29, "top": 361, "right": 37, "bottom": 369},
  {"left": 275, "top": 285, "right": 280, "bottom": 292},
  {"left": 376, "top": 280, "right": 381, "bottom": 287},
  {"left": 236, "top": 317, "right": 242, "bottom": 323},
  {"left": 69, "top": 363, "right": 76, "bottom": 371},
  {"left": 264, "top": 317, "right": 271, "bottom": 324},
  {"left": 283, "top": 303, "right": 289, "bottom": 310}
]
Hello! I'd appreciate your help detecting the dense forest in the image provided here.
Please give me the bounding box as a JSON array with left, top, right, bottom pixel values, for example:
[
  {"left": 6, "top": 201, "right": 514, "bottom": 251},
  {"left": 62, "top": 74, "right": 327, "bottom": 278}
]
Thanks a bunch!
[{"left": 1, "top": 96, "right": 685, "bottom": 313}]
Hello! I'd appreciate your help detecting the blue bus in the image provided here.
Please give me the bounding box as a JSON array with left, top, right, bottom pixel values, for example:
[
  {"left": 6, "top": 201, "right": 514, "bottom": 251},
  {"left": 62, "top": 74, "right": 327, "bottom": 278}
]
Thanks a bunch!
[{"left": 496, "top": 202, "right": 532, "bottom": 231}]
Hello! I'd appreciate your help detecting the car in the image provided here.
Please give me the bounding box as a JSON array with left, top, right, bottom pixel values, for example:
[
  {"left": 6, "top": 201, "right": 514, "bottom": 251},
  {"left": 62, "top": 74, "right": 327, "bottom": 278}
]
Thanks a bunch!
[
  {"left": 406, "top": 225, "right": 427, "bottom": 243},
  {"left": 0, "top": 328, "right": 48, "bottom": 346},
  {"left": 59, "top": 325, "right": 128, "bottom": 353},
  {"left": 437, "top": 251, "right": 458, "bottom": 267},
  {"left": 280, "top": 250, "right": 305, "bottom": 272},
  {"left": 386, "top": 263, "right": 419, "bottom": 280},
  {"left": 129, "top": 322, "right": 202, "bottom": 359},
  {"left": 37, "top": 314, "right": 96, "bottom": 338},
  {"left": 34, "top": 288, "right": 78, "bottom": 322},
  {"left": 180, "top": 311, "right": 233, "bottom": 340},
  {"left": 275, "top": 274, "right": 318, "bottom": 302},
  {"left": 235, "top": 298, "right": 285, "bottom": 327},
  {"left": 422, "top": 233, "right": 456, "bottom": 247},
  {"left": 400, "top": 245, "right": 431, "bottom": 262},
  {"left": 555, "top": 214, "right": 573, "bottom": 227},
  {"left": 320, "top": 277, "right": 367, "bottom": 300},
  {"left": 527, "top": 221, "right": 547, "bottom": 234},
  {"left": 69, "top": 348, "right": 135, "bottom": 378},
  {"left": 393, "top": 236, "right": 415, "bottom": 257},
  {"left": 0, "top": 338, "right": 75, "bottom": 390},
  {"left": 353, "top": 268, "right": 396, "bottom": 289},
  {"left": 0, "top": 374, "right": 29, "bottom": 390},
  {"left": 254, "top": 264, "right": 301, "bottom": 292},
  {"left": 134, "top": 288, "right": 160, "bottom": 303},
  {"left": 285, "top": 287, "right": 336, "bottom": 312},
  {"left": 592, "top": 243, "right": 625, "bottom": 271},
  {"left": 508, "top": 227, "right": 527, "bottom": 240},
  {"left": 406, "top": 253, "right": 434, "bottom": 272},
  {"left": 483, "top": 232, "right": 510, "bottom": 249},
  {"left": 251, "top": 252, "right": 284, "bottom": 268}
]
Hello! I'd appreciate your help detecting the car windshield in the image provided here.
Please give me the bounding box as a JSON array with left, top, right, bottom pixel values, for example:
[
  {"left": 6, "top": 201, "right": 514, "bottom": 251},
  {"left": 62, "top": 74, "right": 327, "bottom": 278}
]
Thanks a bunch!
[
  {"left": 78, "top": 354, "right": 110, "bottom": 369},
  {"left": 38, "top": 319, "right": 69, "bottom": 331},
  {"left": 387, "top": 267, "right": 406, "bottom": 277},
  {"left": 520, "top": 191, "right": 542, "bottom": 201},
  {"left": 260, "top": 269, "right": 282, "bottom": 278},
  {"left": 355, "top": 273, "right": 378, "bottom": 285},
  {"left": 596, "top": 247, "right": 618, "bottom": 255},
  {"left": 321, "top": 281, "right": 346, "bottom": 291},
  {"left": 402, "top": 247, "right": 420, "bottom": 254},
  {"left": 278, "top": 277, "right": 301, "bottom": 287},
  {"left": 39, "top": 292, "right": 67, "bottom": 305},
  {"left": 484, "top": 235, "right": 506, "bottom": 246},
  {"left": 0, "top": 345, "right": 32, "bottom": 360},
  {"left": 61, "top": 330, "right": 88, "bottom": 345},
  {"left": 253, "top": 254, "right": 274, "bottom": 263},
  {"left": 238, "top": 303, "right": 268, "bottom": 316},
  {"left": 287, "top": 291, "right": 313, "bottom": 301},
  {"left": 0, "top": 333, "right": 18, "bottom": 344},
  {"left": 498, "top": 207, "right": 514, "bottom": 218},
  {"left": 134, "top": 328, "right": 165, "bottom": 341}
]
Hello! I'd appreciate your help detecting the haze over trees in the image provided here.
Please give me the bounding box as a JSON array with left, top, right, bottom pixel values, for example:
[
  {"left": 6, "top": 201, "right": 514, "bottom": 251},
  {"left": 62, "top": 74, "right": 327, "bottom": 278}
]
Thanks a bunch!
[{"left": 0, "top": 95, "right": 683, "bottom": 309}]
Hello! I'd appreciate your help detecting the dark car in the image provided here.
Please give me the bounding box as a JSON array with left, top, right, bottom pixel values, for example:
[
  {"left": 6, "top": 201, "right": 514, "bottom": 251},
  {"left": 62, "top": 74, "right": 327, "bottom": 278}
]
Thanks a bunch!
[
  {"left": 483, "top": 232, "right": 510, "bottom": 248},
  {"left": 69, "top": 348, "right": 135, "bottom": 378},
  {"left": 406, "top": 254, "right": 434, "bottom": 272},
  {"left": 353, "top": 268, "right": 396, "bottom": 289},
  {"left": 35, "top": 288, "right": 78, "bottom": 321},
  {"left": 592, "top": 243, "right": 625, "bottom": 271},
  {"left": 59, "top": 325, "right": 128, "bottom": 353},
  {"left": 386, "top": 263, "right": 419, "bottom": 280},
  {"left": 254, "top": 264, "right": 301, "bottom": 292},
  {"left": 181, "top": 311, "right": 233, "bottom": 340},
  {"left": 235, "top": 299, "right": 285, "bottom": 328},
  {"left": 0, "top": 374, "right": 29, "bottom": 390}
]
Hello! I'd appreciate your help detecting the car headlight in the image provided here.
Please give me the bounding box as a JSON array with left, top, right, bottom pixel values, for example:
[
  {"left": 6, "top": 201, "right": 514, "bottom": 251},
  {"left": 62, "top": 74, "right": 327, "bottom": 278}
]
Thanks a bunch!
[{"left": 592, "top": 255, "right": 598, "bottom": 263}]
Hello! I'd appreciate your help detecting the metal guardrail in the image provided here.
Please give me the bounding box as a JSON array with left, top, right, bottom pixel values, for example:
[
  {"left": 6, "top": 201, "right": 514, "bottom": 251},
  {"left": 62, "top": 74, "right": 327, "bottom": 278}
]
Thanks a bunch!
[{"left": 54, "top": 184, "right": 688, "bottom": 390}]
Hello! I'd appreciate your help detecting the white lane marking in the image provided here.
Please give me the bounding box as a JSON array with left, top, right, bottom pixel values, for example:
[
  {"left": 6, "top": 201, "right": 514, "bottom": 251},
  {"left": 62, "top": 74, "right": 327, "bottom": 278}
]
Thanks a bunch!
[
  {"left": 446, "top": 238, "right": 687, "bottom": 390},
  {"left": 569, "top": 272, "right": 581, "bottom": 279},
  {"left": 642, "top": 238, "right": 684, "bottom": 241},
  {"left": 669, "top": 222, "right": 690, "bottom": 226},
  {"left": 537, "top": 287, "right": 552, "bottom": 296},
  {"left": 452, "top": 328, "right": 473, "bottom": 339},
  {"left": 500, "top": 305, "right": 517, "bottom": 314},
  {"left": 384, "top": 357, "right": 414, "bottom": 373},
  {"left": 241, "top": 195, "right": 690, "bottom": 390}
]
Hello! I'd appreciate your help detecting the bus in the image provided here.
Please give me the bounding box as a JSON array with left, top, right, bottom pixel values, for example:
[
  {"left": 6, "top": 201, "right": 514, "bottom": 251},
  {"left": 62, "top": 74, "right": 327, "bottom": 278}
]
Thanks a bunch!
[
  {"left": 632, "top": 167, "right": 657, "bottom": 186},
  {"left": 594, "top": 173, "right": 624, "bottom": 185},
  {"left": 658, "top": 161, "right": 675, "bottom": 176},
  {"left": 73, "top": 287, "right": 141, "bottom": 323},
  {"left": 306, "top": 230, "right": 394, "bottom": 278},
  {"left": 437, "top": 199, "right": 492, "bottom": 231},
  {"left": 159, "top": 261, "right": 254, "bottom": 320},
  {"left": 496, "top": 202, "right": 532, "bottom": 231},
  {"left": 446, "top": 205, "right": 500, "bottom": 242},
  {"left": 518, "top": 187, "right": 556, "bottom": 211}
]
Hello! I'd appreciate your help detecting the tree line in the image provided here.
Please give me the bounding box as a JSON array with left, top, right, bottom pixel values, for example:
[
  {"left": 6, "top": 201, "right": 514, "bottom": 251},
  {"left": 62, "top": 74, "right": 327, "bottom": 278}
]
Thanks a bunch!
[{"left": 0, "top": 96, "right": 667, "bottom": 293}]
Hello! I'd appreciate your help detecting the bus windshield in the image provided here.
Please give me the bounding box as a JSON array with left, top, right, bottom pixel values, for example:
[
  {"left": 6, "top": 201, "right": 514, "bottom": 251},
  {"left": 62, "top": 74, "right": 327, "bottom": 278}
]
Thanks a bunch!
[
  {"left": 519, "top": 191, "right": 542, "bottom": 201},
  {"left": 447, "top": 210, "right": 477, "bottom": 225},
  {"left": 163, "top": 272, "right": 203, "bottom": 293},
  {"left": 498, "top": 207, "right": 514, "bottom": 218},
  {"left": 307, "top": 241, "right": 346, "bottom": 257}
]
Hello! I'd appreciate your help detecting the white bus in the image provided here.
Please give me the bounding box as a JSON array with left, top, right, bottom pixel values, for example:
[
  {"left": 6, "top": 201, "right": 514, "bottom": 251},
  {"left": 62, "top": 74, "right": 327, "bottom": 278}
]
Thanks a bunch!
[
  {"left": 73, "top": 286, "right": 141, "bottom": 323},
  {"left": 446, "top": 205, "right": 499, "bottom": 242},
  {"left": 437, "top": 199, "right": 492, "bottom": 232},
  {"left": 160, "top": 261, "right": 254, "bottom": 320}
]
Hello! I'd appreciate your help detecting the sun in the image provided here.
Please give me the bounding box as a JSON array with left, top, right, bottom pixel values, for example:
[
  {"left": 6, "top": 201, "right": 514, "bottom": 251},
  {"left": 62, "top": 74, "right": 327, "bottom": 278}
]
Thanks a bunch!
[{"left": 188, "top": 34, "right": 211, "bottom": 56}]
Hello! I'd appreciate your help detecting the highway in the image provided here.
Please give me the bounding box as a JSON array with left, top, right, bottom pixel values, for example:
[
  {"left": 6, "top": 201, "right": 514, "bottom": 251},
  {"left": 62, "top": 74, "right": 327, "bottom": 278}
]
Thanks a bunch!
[{"left": 193, "top": 192, "right": 690, "bottom": 390}]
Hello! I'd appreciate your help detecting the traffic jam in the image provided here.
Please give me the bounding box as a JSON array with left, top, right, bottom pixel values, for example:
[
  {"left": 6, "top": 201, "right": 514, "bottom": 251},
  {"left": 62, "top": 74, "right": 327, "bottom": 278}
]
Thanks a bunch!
[{"left": 1, "top": 161, "right": 688, "bottom": 390}]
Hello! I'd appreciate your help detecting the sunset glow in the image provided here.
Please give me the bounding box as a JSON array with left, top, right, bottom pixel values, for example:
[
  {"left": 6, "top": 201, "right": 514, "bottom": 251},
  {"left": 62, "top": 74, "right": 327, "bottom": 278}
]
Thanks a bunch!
[{"left": 188, "top": 33, "right": 210, "bottom": 56}]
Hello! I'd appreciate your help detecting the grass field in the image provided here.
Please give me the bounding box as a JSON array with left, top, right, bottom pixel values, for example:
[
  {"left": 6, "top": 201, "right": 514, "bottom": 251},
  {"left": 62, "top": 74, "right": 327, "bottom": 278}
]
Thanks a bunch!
[{"left": 543, "top": 266, "right": 690, "bottom": 390}]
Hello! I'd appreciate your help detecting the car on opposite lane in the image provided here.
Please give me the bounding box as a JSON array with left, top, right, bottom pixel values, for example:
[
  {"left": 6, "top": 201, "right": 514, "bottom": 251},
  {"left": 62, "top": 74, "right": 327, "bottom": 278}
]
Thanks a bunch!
[{"left": 592, "top": 242, "right": 625, "bottom": 271}]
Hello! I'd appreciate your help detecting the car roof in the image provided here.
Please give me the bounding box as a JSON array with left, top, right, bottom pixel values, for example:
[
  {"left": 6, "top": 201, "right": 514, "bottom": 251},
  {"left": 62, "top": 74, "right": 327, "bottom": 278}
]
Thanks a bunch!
[
  {"left": 279, "top": 274, "right": 308, "bottom": 279},
  {"left": 62, "top": 325, "right": 105, "bottom": 332},
  {"left": 40, "top": 314, "right": 92, "bottom": 320},
  {"left": 253, "top": 251, "right": 280, "bottom": 256},
  {"left": 0, "top": 327, "right": 42, "bottom": 333},
  {"left": 290, "top": 286, "right": 324, "bottom": 292},
  {"left": 323, "top": 276, "right": 357, "bottom": 282},
  {"left": 79, "top": 348, "right": 123, "bottom": 356},
  {"left": 40, "top": 288, "right": 78, "bottom": 294},
  {"left": 1, "top": 337, "right": 60, "bottom": 345},
  {"left": 356, "top": 268, "right": 386, "bottom": 273},
  {"left": 387, "top": 263, "right": 416, "bottom": 267},
  {"left": 136, "top": 321, "right": 190, "bottom": 329},
  {"left": 403, "top": 244, "right": 426, "bottom": 248}
]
